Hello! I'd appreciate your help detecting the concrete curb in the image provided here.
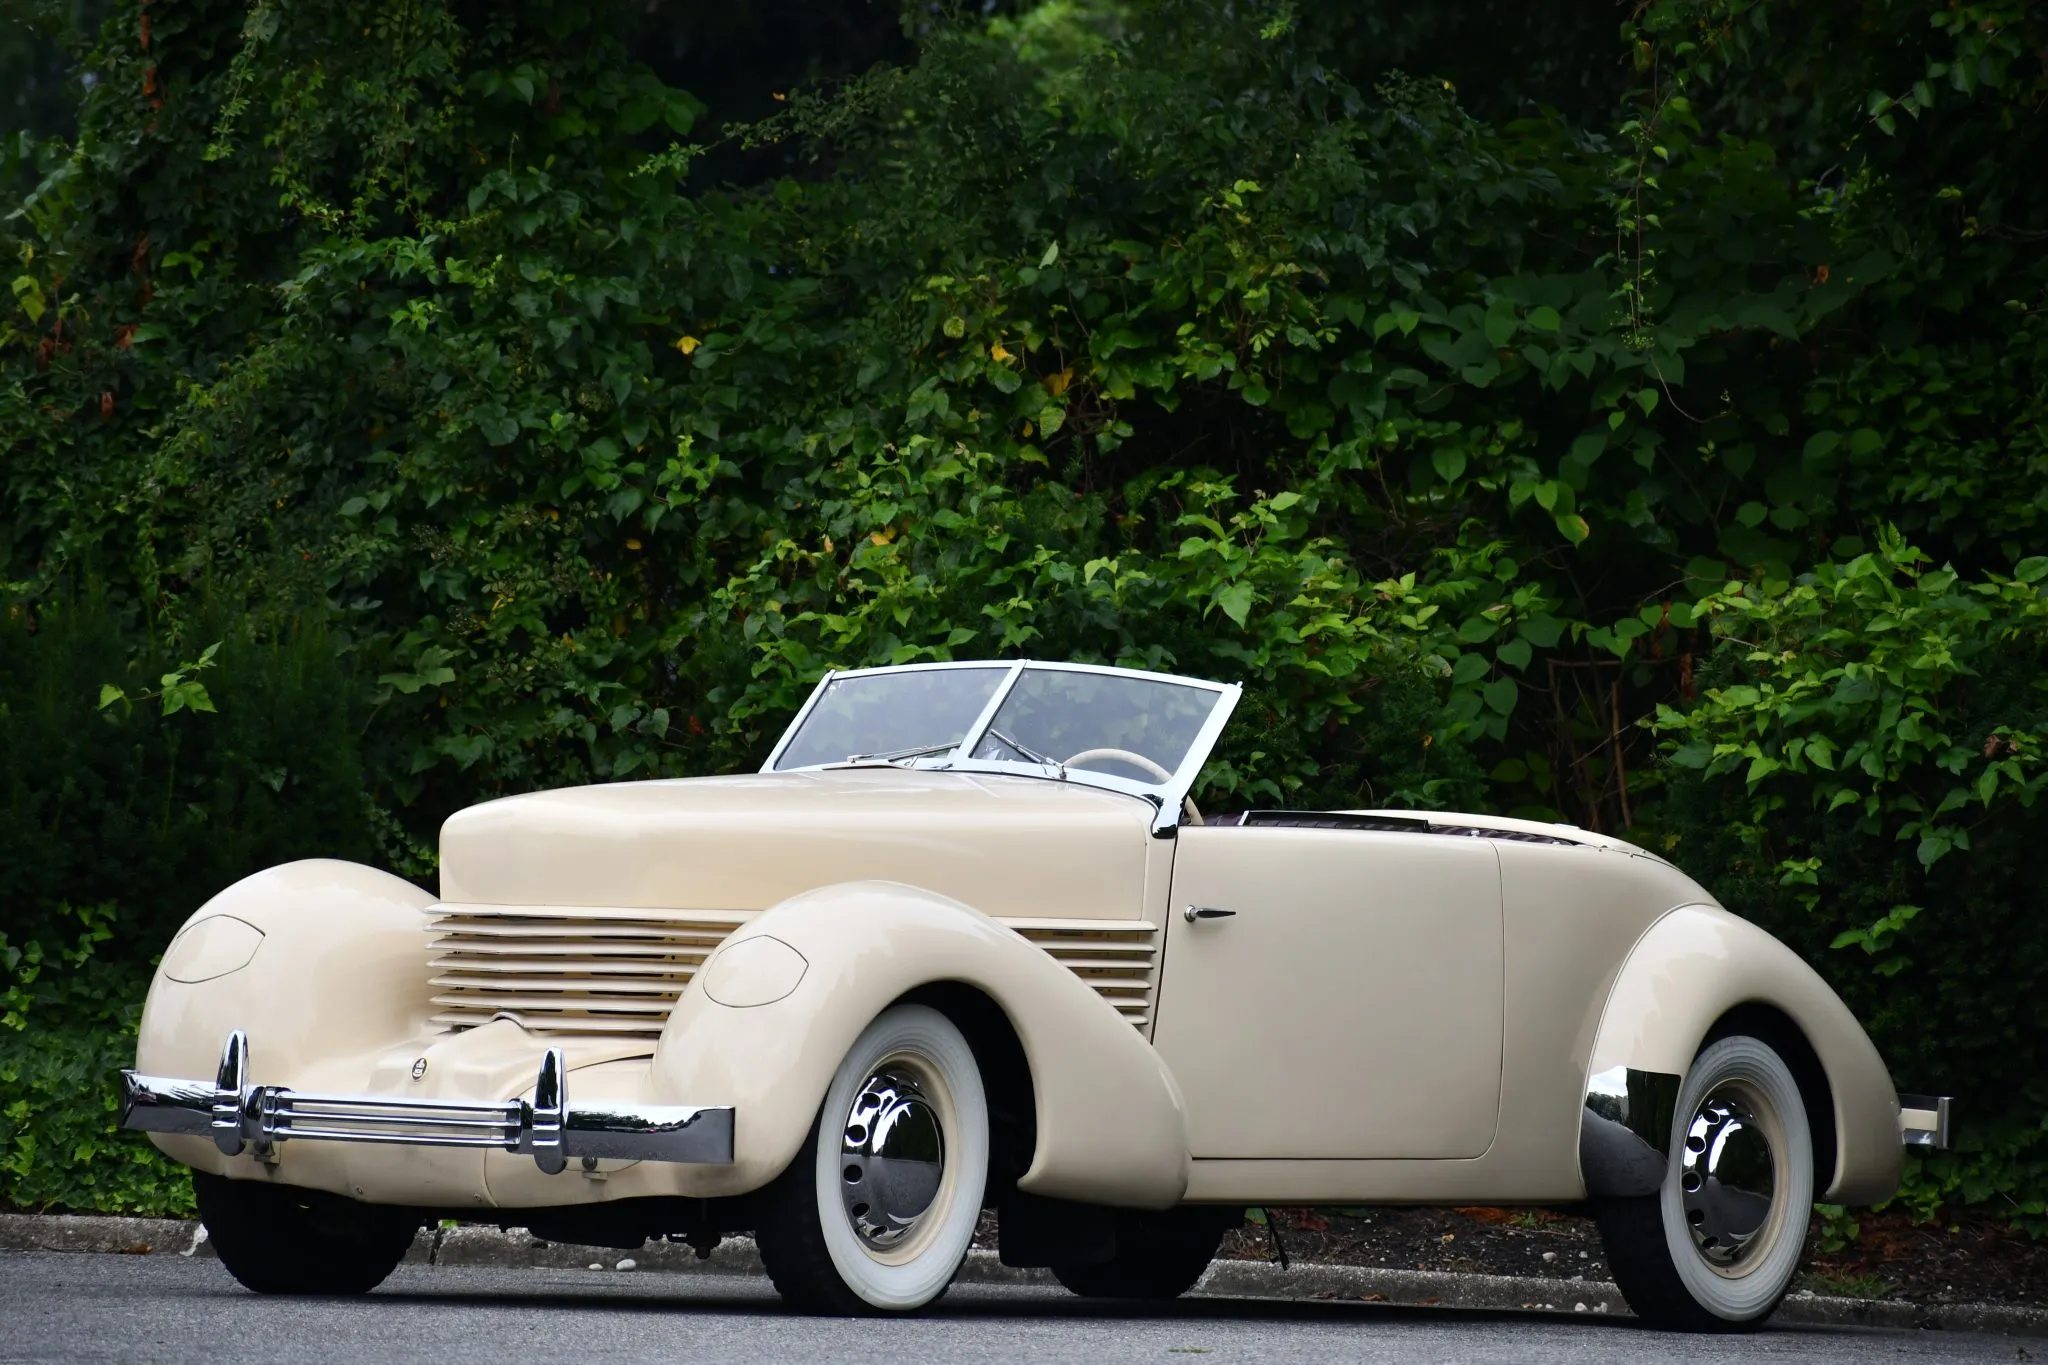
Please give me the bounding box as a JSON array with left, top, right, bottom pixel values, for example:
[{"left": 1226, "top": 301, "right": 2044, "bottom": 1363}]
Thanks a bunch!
[{"left": 4, "top": 1213, "right": 2043, "bottom": 1336}]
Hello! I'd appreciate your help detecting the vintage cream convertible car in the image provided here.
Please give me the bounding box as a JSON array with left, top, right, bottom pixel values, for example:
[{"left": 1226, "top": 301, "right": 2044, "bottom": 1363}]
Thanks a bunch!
[{"left": 122, "top": 660, "right": 1948, "bottom": 1329}]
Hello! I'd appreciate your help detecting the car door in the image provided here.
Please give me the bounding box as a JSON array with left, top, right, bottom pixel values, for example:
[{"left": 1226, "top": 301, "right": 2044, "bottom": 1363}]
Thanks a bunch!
[{"left": 1151, "top": 824, "right": 1504, "bottom": 1159}]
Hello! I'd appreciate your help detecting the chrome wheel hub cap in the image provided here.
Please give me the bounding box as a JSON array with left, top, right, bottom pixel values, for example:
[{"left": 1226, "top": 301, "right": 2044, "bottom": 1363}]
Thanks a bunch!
[
  {"left": 839, "top": 1066, "right": 945, "bottom": 1251},
  {"left": 1680, "top": 1086, "right": 1778, "bottom": 1268}
]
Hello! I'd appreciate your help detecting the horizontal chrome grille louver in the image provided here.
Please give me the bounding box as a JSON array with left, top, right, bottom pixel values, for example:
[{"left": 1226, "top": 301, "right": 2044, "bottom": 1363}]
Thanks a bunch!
[
  {"left": 426, "top": 905, "right": 755, "bottom": 1038},
  {"left": 426, "top": 906, "right": 1159, "bottom": 1038},
  {"left": 999, "top": 917, "right": 1159, "bottom": 1029}
]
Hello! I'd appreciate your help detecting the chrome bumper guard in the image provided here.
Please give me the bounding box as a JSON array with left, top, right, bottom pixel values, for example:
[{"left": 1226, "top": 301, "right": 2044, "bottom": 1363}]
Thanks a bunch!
[
  {"left": 1899, "top": 1093, "right": 1953, "bottom": 1149},
  {"left": 119, "top": 1030, "right": 734, "bottom": 1174}
]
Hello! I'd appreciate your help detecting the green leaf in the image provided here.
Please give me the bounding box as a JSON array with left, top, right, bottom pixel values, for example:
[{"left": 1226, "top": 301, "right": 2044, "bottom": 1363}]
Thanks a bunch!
[
  {"left": 1214, "top": 582, "right": 1255, "bottom": 626},
  {"left": 96, "top": 684, "right": 123, "bottom": 711},
  {"left": 1496, "top": 638, "right": 1533, "bottom": 670},
  {"left": 1527, "top": 305, "right": 1561, "bottom": 333},
  {"left": 1482, "top": 677, "right": 1519, "bottom": 716},
  {"left": 477, "top": 411, "right": 518, "bottom": 446},
  {"left": 1433, "top": 447, "right": 1467, "bottom": 483},
  {"left": 1555, "top": 513, "right": 1590, "bottom": 544},
  {"left": 10, "top": 275, "right": 45, "bottom": 324}
]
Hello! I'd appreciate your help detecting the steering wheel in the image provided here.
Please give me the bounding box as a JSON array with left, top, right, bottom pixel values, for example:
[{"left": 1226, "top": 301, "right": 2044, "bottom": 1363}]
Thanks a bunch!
[{"left": 1062, "top": 747, "right": 1174, "bottom": 783}]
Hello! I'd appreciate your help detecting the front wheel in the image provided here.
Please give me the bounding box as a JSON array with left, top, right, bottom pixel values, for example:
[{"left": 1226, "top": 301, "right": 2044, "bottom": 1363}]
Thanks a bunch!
[
  {"left": 755, "top": 1003, "right": 989, "bottom": 1314},
  {"left": 194, "top": 1171, "right": 418, "bottom": 1294},
  {"left": 1595, "top": 1035, "right": 1814, "bottom": 1332}
]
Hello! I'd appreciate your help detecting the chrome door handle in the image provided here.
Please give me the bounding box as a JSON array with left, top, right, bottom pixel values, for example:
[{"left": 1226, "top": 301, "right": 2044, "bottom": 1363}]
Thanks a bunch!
[{"left": 1183, "top": 905, "right": 1237, "bottom": 923}]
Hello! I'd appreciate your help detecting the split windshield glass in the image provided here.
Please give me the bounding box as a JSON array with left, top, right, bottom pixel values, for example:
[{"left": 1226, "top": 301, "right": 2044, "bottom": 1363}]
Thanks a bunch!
[
  {"left": 769, "top": 663, "right": 1226, "bottom": 789},
  {"left": 968, "top": 669, "right": 1215, "bottom": 784},
  {"left": 769, "top": 666, "right": 1008, "bottom": 770}
]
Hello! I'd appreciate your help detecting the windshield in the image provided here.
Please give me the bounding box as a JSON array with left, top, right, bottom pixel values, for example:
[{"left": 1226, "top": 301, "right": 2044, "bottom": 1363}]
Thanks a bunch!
[
  {"left": 770, "top": 666, "right": 1008, "bottom": 770},
  {"left": 969, "top": 669, "right": 1216, "bottom": 784},
  {"left": 767, "top": 661, "right": 1236, "bottom": 799}
]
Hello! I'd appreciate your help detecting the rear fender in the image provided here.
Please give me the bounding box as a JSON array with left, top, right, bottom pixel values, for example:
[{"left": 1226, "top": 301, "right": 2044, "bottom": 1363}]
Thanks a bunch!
[
  {"left": 649, "top": 880, "right": 1190, "bottom": 1207},
  {"left": 1584, "top": 903, "right": 1902, "bottom": 1205}
]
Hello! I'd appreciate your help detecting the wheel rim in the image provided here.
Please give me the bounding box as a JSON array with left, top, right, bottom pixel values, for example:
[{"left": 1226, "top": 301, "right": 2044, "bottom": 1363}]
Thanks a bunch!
[
  {"left": 838, "top": 1061, "right": 947, "bottom": 1257},
  {"left": 1679, "top": 1081, "right": 1786, "bottom": 1276}
]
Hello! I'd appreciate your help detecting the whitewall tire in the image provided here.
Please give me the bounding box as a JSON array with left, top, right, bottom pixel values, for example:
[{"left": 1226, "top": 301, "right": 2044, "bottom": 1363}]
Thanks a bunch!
[
  {"left": 755, "top": 1003, "right": 989, "bottom": 1314},
  {"left": 1597, "top": 1035, "right": 1814, "bottom": 1331}
]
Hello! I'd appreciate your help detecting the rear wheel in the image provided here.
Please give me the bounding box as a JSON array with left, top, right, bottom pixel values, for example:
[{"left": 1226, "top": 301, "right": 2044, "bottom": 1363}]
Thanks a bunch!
[
  {"left": 1595, "top": 1035, "right": 1814, "bottom": 1332},
  {"left": 194, "top": 1171, "right": 418, "bottom": 1295},
  {"left": 1051, "top": 1207, "right": 1237, "bottom": 1300},
  {"left": 755, "top": 1004, "right": 989, "bottom": 1314}
]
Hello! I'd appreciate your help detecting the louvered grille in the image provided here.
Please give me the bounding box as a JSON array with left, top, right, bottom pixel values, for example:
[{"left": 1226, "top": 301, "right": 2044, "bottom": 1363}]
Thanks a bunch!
[
  {"left": 426, "top": 905, "right": 754, "bottom": 1038},
  {"left": 425, "top": 906, "right": 1159, "bottom": 1038},
  {"left": 1000, "top": 917, "right": 1160, "bottom": 1028}
]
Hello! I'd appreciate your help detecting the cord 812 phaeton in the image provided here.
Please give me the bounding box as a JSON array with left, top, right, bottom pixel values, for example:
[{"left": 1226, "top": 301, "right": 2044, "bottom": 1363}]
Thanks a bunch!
[{"left": 122, "top": 660, "right": 1948, "bottom": 1329}]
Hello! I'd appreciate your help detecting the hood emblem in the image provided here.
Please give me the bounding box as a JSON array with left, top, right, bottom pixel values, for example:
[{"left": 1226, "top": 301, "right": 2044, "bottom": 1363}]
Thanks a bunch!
[{"left": 411, "top": 1058, "right": 429, "bottom": 1080}]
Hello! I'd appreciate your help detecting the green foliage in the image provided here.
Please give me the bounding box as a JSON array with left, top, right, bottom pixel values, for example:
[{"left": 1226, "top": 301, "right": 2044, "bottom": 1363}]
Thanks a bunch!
[
  {"left": 1652, "top": 536, "right": 2048, "bottom": 1232},
  {"left": 97, "top": 639, "right": 219, "bottom": 716},
  {"left": 0, "top": 589, "right": 378, "bottom": 955},
  {"left": 1656, "top": 535, "right": 2048, "bottom": 972},
  {"left": 1, "top": 0, "right": 2045, "bottom": 1226},
  {"left": 0, "top": 904, "right": 191, "bottom": 1215},
  {"left": 1799, "top": 1270, "right": 1895, "bottom": 1301}
]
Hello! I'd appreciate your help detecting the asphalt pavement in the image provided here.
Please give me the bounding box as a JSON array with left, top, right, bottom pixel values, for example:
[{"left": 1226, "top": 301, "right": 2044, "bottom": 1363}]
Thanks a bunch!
[{"left": 0, "top": 1251, "right": 2030, "bottom": 1364}]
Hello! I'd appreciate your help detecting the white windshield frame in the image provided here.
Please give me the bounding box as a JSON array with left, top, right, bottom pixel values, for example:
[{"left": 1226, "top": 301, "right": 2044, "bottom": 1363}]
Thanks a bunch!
[{"left": 760, "top": 659, "right": 1242, "bottom": 836}]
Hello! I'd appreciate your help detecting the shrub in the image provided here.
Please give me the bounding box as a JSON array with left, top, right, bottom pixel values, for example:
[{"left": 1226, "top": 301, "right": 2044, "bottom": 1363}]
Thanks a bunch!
[
  {"left": 1652, "top": 534, "right": 2048, "bottom": 1231},
  {"left": 0, "top": 589, "right": 381, "bottom": 954}
]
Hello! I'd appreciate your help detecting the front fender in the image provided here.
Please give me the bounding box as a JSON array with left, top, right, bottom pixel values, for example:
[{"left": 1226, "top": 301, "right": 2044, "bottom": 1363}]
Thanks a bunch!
[
  {"left": 648, "top": 880, "right": 1191, "bottom": 1208},
  {"left": 133, "top": 859, "right": 439, "bottom": 1173},
  {"left": 1585, "top": 902, "right": 1902, "bottom": 1205}
]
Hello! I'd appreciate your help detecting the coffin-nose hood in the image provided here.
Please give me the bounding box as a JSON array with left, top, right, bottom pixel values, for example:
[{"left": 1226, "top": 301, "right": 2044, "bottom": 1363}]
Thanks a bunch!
[{"left": 437, "top": 767, "right": 1154, "bottom": 919}]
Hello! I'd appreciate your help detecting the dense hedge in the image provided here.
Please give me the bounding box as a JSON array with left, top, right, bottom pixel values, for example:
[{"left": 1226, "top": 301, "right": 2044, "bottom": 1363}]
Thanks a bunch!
[
  {"left": 0, "top": 592, "right": 375, "bottom": 1213},
  {"left": 1, "top": 0, "right": 2044, "bottom": 1226}
]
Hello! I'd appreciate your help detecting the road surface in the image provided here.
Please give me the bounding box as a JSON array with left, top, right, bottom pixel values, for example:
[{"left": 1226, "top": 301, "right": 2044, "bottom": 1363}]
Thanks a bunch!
[{"left": 0, "top": 1251, "right": 2026, "bottom": 1364}]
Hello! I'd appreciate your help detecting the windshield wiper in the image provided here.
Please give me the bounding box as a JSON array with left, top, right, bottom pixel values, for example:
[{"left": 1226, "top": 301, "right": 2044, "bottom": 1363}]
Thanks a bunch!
[
  {"left": 985, "top": 727, "right": 1065, "bottom": 774},
  {"left": 844, "top": 740, "right": 961, "bottom": 765}
]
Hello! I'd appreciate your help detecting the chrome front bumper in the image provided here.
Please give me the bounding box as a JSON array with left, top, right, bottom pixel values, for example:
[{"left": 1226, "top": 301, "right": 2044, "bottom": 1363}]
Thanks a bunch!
[{"left": 119, "top": 1031, "right": 734, "bottom": 1174}]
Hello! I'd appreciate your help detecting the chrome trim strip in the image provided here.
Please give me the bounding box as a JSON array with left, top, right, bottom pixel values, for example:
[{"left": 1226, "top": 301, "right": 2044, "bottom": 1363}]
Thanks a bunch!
[
  {"left": 1580, "top": 1063, "right": 1682, "bottom": 1198},
  {"left": 957, "top": 661, "right": 1029, "bottom": 762},
  {"left": 759, "top": 666, "right": 841, "bottom": 772},
  {"left": 1899, "top": 1092, "right": 1953, "bottom": 1149},
  {"left": 1156, "top": 680, "right": 1242, "bottom": 836},
  {"left": 119, "top": 1031, "right": 734, "bottom": 1171}
]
